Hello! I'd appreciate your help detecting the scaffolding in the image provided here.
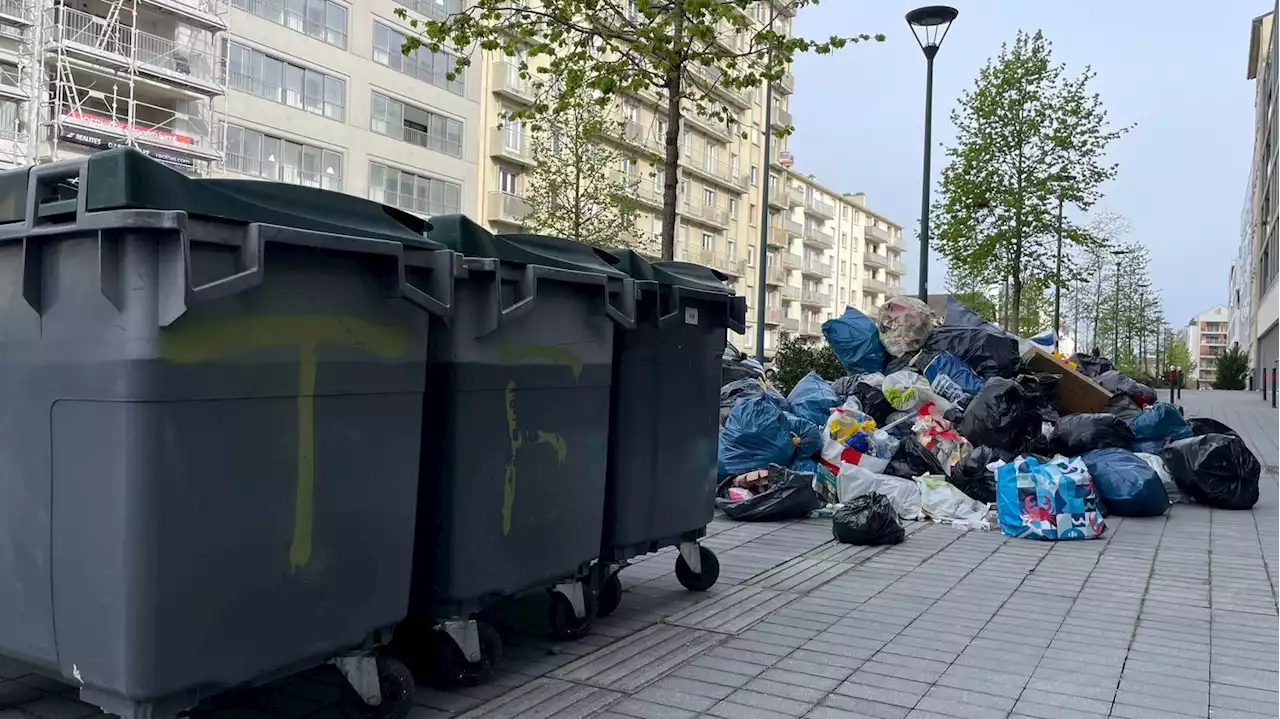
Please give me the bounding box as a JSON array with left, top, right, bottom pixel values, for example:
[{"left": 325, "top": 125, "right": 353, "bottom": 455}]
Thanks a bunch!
[
  {"left": 19, "top": 0, "right": 229, "bottom": 174},
  {"left": 0, "top": 0, "right": 35, "bottom": 168}
]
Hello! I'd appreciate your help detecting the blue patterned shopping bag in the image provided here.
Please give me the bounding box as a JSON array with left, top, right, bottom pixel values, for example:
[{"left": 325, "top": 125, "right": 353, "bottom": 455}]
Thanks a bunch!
[{"left": 996, "top": 455, "right": 1106, "bottom": 540}]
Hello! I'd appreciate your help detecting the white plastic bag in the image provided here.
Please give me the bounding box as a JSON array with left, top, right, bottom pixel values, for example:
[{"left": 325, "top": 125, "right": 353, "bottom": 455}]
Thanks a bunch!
[
  {"left": 883, "top": 371, "right": 954, "bottom": 412},
  {"left": 837, "top": 465, "right": 923, "bottom": 520},
  {"left": 915, "top": 474, "right": 989, "bottom": 528},
  {"left": 1135, "top": 452, "right": 1182, "bottom": 504}
]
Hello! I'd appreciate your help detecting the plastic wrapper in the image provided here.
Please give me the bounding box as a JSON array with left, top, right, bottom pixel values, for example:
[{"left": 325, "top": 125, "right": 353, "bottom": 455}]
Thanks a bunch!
[
  {"left": 1017, "top": 372, "right": 1061, "bottom": 423},
  {"left": 1049, "top": 413, "right": 1136, "bottom": 456},
  {"left": 996, "top": 455, "right": 1106, "bottom": 541},
  {"left": 911, "top": 403, "right": 973, "bottom": 476},
  {"left": 1082, "top": 448, "right": 1170, "bottom": 517},
  {"left": 720, "top": 377, "right": 787, "bottom": 427},
  {"left": 1162, "top": 434, "right": 1261, "bottom": 510},
  {"left": 832, "top": 494, "right": 905, "bottom": 545},
  {"left": 958, "top": 378, "right": 1041, "bottom": 455},
  {"left": 877, "top": 296, "right": 935, "bottom": 357},
  {"left": 822, "top": 307, "right": 885, "bottom": 375},
  {"left": 786, "top": 371, "right": 839, "bottom": 427},
  {"left": 1135, "top": 452, "right": 1183, "bottom": 503},
  {"left": 924, "top": 351, "right": 985, "bottom": 397},
  {"left": 884, "top": 435, "right": 947, "bottom": 480},
  {"left": 718, "top": 395, "right": 797, "bottom": 478},
  {"left": 915, "top": 475, "right": 990, "bottom": 528},
  {"left": 836, "top": 464, "right": 923, "bottom": 519},
  {"left": 1185, "top": 417, "right": 1239, "bottom": 437},
  {"left": 921, "top": 325, "right": 1021, "bottom": 379},
  {"left": 950, "top": 446, "right": 1013, "bottom": 504},
  {"left": 1096, "top": 370, "right": 1157, "bottom": 405},
  {"left": 883, "top": 370, "right": 953, "bottom": 412}
]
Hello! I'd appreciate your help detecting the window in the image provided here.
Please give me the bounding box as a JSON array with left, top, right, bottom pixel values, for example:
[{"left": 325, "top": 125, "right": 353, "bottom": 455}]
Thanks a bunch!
[
  {"left": 727, "top": 239, "right": 737, "bottom": 258},
  {"left": 372, "top": 21, "right": 465, "bottom": 96},
  {"left": 224, "top": 123, "right": 344, "bottom": 190},
  {"left": 397, "top": 0, "right": 463, "bottom": 21},
  {"left": 228, "top": 43, "right": 346, "bottom": 120},
  {"left": 622, "top": 101, "right": 639, "bottom": 121},
  {"left": 748, "top": 203, "right": 757, "bottom": 226},
  {"left": 498, "top": 168, "right": 519, "bottom": 194},
  {"left": 620, "top": 156, "right": 635, "bottom": 176},
  {"left": 368, "top": 162, "right": 462, "bottom": 217},
  {"left": 840, "top": 260, "right": 846, "bottom": 274},
  {"left": 729, "top": 197, "right": 738, "bottom": 217},
  {"left": 231, "top": 0, "right": 348, "bottom": 48},
  {"left": 701, "top": 232, "right": 714, "bottom": 251},
  {"left": 702, "top": 187, "right": 716, "bottom": 206},
  {"left": 749, "top": 165, "right": 759, "bottom": 185},
  {"left": 747, "top": 246, "right": 756, "bottom": 267},
  {"left": 0, "top": 98, "right": 22, "bottom": 136},
  {"left": 841, "top": 231, "right": 848, "bottom": 247},
  {"left": 730, "top": 153, "right": 740, "bottom": 176},
  {"left": 842, "top": 205, "right": 849, "bottom": 219},
  {"left": 371, "top": 92, "right": 464, "bottom": 158},
  {"left": 654, "top": 118, "right": 668, "bottom": 141}
]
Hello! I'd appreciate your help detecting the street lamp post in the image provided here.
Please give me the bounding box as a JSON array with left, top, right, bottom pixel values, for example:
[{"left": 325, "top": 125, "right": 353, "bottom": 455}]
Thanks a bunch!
[
  {"left": 906, "top": 5, "right": 959, "bottom": 302},
  {"left": 1050, "top": 169, "right": 1071, "bottom": 349},
  {"left": 1110, "top": 248, "right": 1132, "bottom": 359}
]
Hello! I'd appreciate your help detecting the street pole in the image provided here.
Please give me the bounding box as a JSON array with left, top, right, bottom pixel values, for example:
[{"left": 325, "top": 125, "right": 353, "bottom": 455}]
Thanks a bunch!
[
  {"left": 753, "top": 71, "right": 774, "bottom": 364},
  {"left": 915, "top": 49, "right": 936, "bottom": 302},
  {"left": 1053, "top": 194, "right": 1063, "bottom": 349},
  {"left": 1112, "top": 260, "right": 1121, "bottom": 360}
]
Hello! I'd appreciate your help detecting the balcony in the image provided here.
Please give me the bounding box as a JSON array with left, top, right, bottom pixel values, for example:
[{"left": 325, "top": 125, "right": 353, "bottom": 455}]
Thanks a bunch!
[
  {"left": 770, "top": 145, "right": 794, "bottom": 169},
  {"left": 801, "top": 257, "right": 832, "bottom": 278},
  {"left": 613, "top": 172, "right": 664, "bottom": 209},
  {"left": 143, "top": 0, "right": 227, "bottom": 31},
  {"left": 885, "top": 257, "right": 906, "bottom": 275},
  {"left": 786, "top": 186, "right": 805, "bottom": 206},
  {"left": 53, "top": 7, "right": 224, "bottom": 96},
  {"left": 608, "top": 112, "right": 663, "bottom": 155},
  {"left": 683, "top": 110, "right": 734, "bottom": 144},
  {"left": 489, "top": 127, "right": 534, "bottom": 166},
  {"left": 0, "top": 0, "right": 31, "bottom": 24},
  {"left": 491, "top": 61, "right": 535, "bottom": 104},
  {"left": 764, "top": 306, "right": 783, "bottom": 326},
  {"left": 803, "top": 195, "right": 835, "bottom": 220},
  {"left": 678, "top": 243, "right": 746, "bottom": 277},
  {"left": 781, "top": 252, "right": 802, "bottom": 270},
  {"left": 777, "top": 72, "right": 795, "bottom": 95},
  {"left": 801, "top": 289, "right": 831, "bottom": 308},
  {"left": 863, "top": 251, "right": 890, "bottom": 270},
  {"left": 783, "top": 216, "right": 803, "bottom": 237},
  {"left": 767, "top": 225, "right": 790, "bottom": 248},
  {"left": 770, "top": 105, "right": 792, "bottom": 130},
  {"left": 487, "top": 191, "right": 528, "bottom": 225},
  {"left": 680, "top": 145, "right": 747, "bottom": 192},
  {"left": 780, "top": 285, "right": 800, "bottom": 302},
  {"left": 767, "top": 185, "right": 788, "bottom": 209},
  {"left": 764, "top": 265, "right": 787, "bottom": 285},
  {"left": 864, "top": 223, "right": 893, "bottom": 245},
  {"left": 799, "top": 318, "right": 822, "bottom": 336},
  {"left": 691, "top": 65, "right": 752, "bottom": 109},
  {"left": 802, "top": 227, "right": 834, "bottom": 250},
  {"left": 782, "top": 316, "right": 800, "bottom": 332},
  {"left": 680, "top": 198, "right": 731, "bottom": 229},
  {"left": 863, "top": 276, "right": 893, "bottom": 295}
]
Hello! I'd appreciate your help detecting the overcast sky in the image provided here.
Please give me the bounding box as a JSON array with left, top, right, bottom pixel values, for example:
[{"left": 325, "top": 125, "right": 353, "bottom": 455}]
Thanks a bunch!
[{"left": 788, "top": 0, "right": 1263, "bottom": 327}]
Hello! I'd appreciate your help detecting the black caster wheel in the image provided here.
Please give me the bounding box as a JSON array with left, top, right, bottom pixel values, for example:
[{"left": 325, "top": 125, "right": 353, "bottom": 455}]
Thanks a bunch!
[
  {"left": 548, "top": 586, "right": 595, "bottom": 640},
  {"left": 336, "top": 655, "right": 415, "bottom": 719},
  {"left": 675, "top": 546, "right": 720, "bottom": 592},
  {"left": 596, "top": 572, "right": 623, "bottom": 619},
  {"left": 436, "top": 622, "right": 502, "bottom": 689}
]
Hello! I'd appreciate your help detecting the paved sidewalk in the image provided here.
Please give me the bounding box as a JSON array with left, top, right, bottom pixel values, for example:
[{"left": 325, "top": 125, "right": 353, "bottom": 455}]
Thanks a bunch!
[{"left": 0, "top": 395, "right": 1275, "bottom": 719}]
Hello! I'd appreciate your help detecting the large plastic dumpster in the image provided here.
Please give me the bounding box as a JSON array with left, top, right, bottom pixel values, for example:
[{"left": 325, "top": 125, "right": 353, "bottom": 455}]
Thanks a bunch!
[
  {"left": 400, "top": 217, "right": 634, "bottom": 686},
  {"left": 0, "top": 149, "right": 455, "bottom": 719},
  {"left": 592, "top": 250, "right": 746, "bottom": 618}
]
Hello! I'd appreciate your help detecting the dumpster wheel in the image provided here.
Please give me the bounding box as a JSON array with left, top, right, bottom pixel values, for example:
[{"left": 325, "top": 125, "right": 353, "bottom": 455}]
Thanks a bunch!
[
  {"left": 675, "top": 545, "right": 720, "bottom": 592},
  {"left": 335, "top": 655, "right": 414, "bottom": 719},
  {"left": 437, "top": 622, "right": 502, "bottom": 688},
  {"left": 595, "top": 572, "right": 623, "bottom": 619},
  {"left": 548, "top": 583, "right": 595, "bottom": 640}
]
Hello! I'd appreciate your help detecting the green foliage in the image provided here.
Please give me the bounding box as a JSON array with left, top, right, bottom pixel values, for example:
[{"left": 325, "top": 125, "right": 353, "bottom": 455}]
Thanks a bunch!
[
  {"left": 932, "top": 30, "right": 1131, "bottom": 333},
  {"left": 771, "top": 333, "right": 844, "bottom": 395},
  {"left": 1214, "top": 344, "right": 1250, "bottom": 390},
  {"left": 519, "top": 95, "right": 643, "bottom": 248},
  {"left": 1165, "top": 337, "right": 1192, "bottom": 389},
  {"left": 396, "top": 0, "right": 881, "bottom": 260}
]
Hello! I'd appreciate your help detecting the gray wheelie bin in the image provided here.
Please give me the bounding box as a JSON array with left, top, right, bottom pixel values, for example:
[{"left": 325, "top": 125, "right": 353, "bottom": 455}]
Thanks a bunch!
[
  {"left": 400, "top": 217, "right": 634, "bottom": 686},
  {"left": 0, "top": 149, "right": 454, "bottom": 719},
  {"left": 592, "top": 250, "right": 746, "bottom": 618}
]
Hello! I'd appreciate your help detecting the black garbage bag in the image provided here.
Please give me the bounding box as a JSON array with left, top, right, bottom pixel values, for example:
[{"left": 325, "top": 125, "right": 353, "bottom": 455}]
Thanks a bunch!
[
  {"left": 830, "top": 376, "right": 859, "bottom": 404},
  {"left": 1096, "top": 370, "right": 1157, "bottom": 405},
  {"left": 1162, "top": 435, "right": 1261, "bottom": 510},
  {"left": 1186, "top": 417, "right": 1239, "bottom": 437},
  {"left": 951, "top": 446, "right": 1013, "bottom": 504},
  {"left": 1018, "top": 372, "right": 1061, "bottom": 422},
  {"left": 883, "top": 348, "right": 937, "bottom": 376},
  {"left": 832, "top": 494, "right": 905, "bottom": 545},
  {"left": 719, "top": 377, "right": 786, "bottom": 427},
  {"left": 1049, "top": 413, "right": 1136, "bottom": 456},
  {"left": 852, "top": 382, "right": 897, "bottom": 426},
  {"left": 1105, "top": 393, "right": 1144, "bottom": 423},
  {"left": 921, "top": 325, "right": 1021, "bottom": 379},
  {"left": 716, "top": 464, "right": 823, "bottom": 521},
  {"left": 959, "top": 378, "right": 1040, "bottom": 454},
  {"left": 884, "top": 436, "right": 947, "bottom": 479},
  {"left": 1069, "top": 353, "right": 1115, "bottom": 378}
]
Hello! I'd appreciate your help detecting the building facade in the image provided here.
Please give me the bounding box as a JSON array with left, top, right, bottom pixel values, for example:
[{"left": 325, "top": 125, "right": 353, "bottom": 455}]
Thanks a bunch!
[
  {"left": 0, "top": 0, "right": 903, "bottom": 359},
  {"left": 1185, "top": 305, "right": 1231, "bottom": 387},
  {"left": 1228, "top": 186, "right": 1254, "bottom": 355},
  {"left": 1247, "top": 7, "right": 1279, "bottom": 388}
]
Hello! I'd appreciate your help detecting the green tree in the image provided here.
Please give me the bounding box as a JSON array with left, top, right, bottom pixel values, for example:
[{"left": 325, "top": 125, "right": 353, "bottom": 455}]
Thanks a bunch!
[
  {"left": 1213, "top": 344, "right": 1250, "bottom": 390},
  {"left": 932, "top": 30, "right": 1130, "bottom": 333},
  {"left": 519, "top": 95, "right": 644, "bottom": 248},
  {"left": 398, "top": 0, "right": 880, "bottom": 260},
  {"left": 1165, "top": 335, "right": 1193, "bottom": 389},
  {"left": 771, "top": 333, "right": 843, "bottom": 394}
]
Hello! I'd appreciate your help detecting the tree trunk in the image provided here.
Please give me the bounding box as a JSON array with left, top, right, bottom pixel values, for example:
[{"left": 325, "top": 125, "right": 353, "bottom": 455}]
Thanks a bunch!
[
  {"left": 658, "top": 10, "right": 684, "bottom": 261},
  {"left": 572, "top": 105, "right": 582, "bottom": 241}
]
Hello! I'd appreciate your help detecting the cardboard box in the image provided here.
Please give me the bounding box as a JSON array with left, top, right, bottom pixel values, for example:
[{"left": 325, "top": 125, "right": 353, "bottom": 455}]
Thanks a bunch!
[{"left": 1021, "top": 345, "right": 1113, "bottom": 416}]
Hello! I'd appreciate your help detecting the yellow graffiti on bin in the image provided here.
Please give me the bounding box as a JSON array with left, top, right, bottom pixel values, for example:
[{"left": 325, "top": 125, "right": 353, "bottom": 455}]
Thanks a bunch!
[
  {"left": 161, "top": 315, "right": 411, "bottom": 572},
  {"left": 497, "top": 344, "right": 580, "bottom": 536}
]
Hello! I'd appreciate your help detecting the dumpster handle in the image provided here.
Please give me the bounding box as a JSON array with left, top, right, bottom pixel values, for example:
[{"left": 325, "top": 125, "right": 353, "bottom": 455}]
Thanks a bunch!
[
  {"left": 656, "top": 285, "right": 744, "bottom": 330},
  {"left": 476, "top": 264, "right": 636, "bottom": 337},
  {"left": 163, "top": 223, "right": 454, "bottom": 326}
]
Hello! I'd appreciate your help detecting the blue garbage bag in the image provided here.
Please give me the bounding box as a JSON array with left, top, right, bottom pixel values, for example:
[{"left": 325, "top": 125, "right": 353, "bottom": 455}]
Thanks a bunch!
[
  {"left": 786, "top": 371, "right": 839, "bottom": 427},
  {"left": 1131, "top": 403, "right": 1192, "bottom": 442},
  {"left": 1082, "top": 448, "right": 1169, "bottom": 517},
  {"left": 718, "top": 395, "right": 796, "bottom": 479},
  {"left": 923, "top": 351, "right": 984, "bottom": 397},
  {"left": 786, "top": 412, "right": 823, "bottom": 459},
  {"left": 822, "top": 307, "right": 885, "bottom": 375}
]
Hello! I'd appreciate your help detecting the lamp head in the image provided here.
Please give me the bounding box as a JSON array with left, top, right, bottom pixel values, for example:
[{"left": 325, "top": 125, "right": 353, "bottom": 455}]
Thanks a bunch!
[{"left": 906, "top": 6, "right": 959, "bottom": 59}]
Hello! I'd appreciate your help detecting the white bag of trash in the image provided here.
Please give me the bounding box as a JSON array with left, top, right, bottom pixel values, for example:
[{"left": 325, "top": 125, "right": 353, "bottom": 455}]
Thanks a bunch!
[
  {"left": 915, "top": 474, "right": 990, "bottom": 530},
  {"left": 837, "top": 464, "right": 923, "bottom": 520}
]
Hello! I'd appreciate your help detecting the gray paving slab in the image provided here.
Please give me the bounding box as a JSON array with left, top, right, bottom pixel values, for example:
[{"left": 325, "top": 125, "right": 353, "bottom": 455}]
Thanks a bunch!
[{"left": 5, "top": 390, "right": 1276, "bottom": 718}]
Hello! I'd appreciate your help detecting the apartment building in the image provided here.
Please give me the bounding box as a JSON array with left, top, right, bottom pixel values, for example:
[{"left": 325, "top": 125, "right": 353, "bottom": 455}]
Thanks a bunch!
[
  {"left": 1247, "top": 7, "right": 1278, "bottom": 384},
  {"left": 1185, "top": 305, "right": 1230, "bottom": 387}
]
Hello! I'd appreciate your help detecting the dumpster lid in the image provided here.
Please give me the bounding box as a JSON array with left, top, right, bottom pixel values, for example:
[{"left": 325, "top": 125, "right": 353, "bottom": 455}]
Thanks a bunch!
[
  {"left": 0, "top": 148, "right": 442, "bottom": 249},
  {"left": 601, "top": 248, "right": 733, "bottom": 294},
  {"left": 428, "top": 216, "right": 626, "bottom": 279}
]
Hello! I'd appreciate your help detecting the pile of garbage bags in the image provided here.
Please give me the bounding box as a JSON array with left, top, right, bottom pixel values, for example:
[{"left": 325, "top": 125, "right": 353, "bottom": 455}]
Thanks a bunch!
[{"left": 715, "top": 296, "right": 1264, "bottom": 544}]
